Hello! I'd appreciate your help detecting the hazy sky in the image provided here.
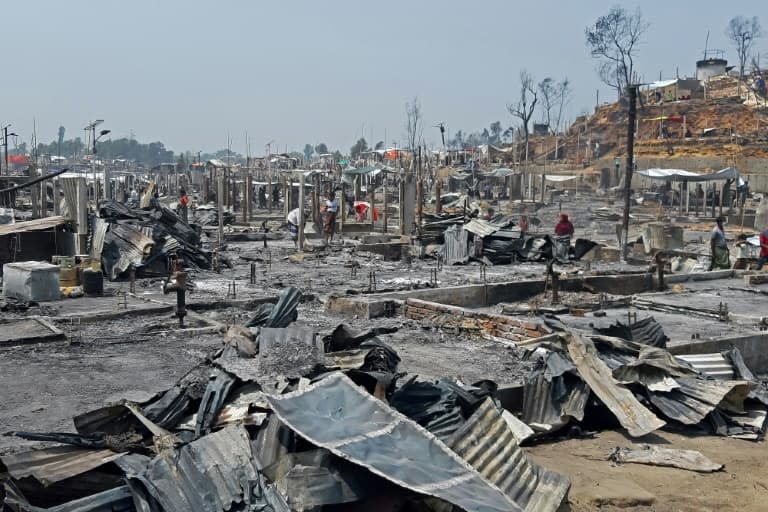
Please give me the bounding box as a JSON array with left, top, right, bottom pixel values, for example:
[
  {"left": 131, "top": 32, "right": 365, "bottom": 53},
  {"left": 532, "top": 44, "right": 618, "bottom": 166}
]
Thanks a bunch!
[{"left": 3, "top": 1, "right": 764, "bottom": 155}]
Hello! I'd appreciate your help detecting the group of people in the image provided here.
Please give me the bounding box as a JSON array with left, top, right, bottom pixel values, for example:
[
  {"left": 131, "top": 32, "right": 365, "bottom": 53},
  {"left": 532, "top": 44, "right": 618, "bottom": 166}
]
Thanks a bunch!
[
  {"left": 285, "top": 190, "right": 339, "bottom": 250},
  {"left": 712, "top": 217, "right": 768, "bottom": 271}
]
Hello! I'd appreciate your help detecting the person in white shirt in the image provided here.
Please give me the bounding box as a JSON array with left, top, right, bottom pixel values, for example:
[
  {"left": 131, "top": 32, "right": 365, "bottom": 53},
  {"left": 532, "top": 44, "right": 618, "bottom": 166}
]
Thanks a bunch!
[
  {"left": 322, "top": 191, "right": 339, "bottom": 244},
  {"left": 286, "top": 208, "right": 304, "bottom": 250}
]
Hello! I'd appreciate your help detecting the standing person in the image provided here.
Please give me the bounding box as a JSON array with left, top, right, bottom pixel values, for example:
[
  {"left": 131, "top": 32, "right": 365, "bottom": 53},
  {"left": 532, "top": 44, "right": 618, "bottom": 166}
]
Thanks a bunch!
[
  {"left": 709, "top": 217, "right": 730, "bottom": 270},
  {"left": 553, "top": 213, "right": 574, "bottom": 262},
  {"left": 286, "top": 207, "right": 304, "bottom": 250},
  {"left": 178, "top": 186, "right": 190, "bottom": 222},
  {"left": 554, "top": 213, "right": 574, "bottom": 236},
  {"left": 756, "top": 226, "right": 768, "bottom": 271},
  {"left": 322, "top": 190, "right": 339, "bottom": 245},
  {"left": 129, "top": 188, "right": 138, "bottom": 207},
  {"left": 519, "top": 215, "right": 529, "bottom": 235},
  {"left": 258, "top": 186, "right": 267, "bottom": 209}
]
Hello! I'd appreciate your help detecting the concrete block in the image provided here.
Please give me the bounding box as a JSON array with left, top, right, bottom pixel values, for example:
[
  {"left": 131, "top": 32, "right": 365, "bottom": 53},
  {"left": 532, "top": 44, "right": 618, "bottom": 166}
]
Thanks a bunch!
[
  {"left": 326, "top": 295, "right": 398, "bottom": 319},
  {"left": 744, "top": 273, "right": 768, "bottom": 286},
  {"left": 355, "top": 242, "right": 404, "bottom": 261},
  {"left": 3, "top": 262, "right": 61, "bottom": 302}
]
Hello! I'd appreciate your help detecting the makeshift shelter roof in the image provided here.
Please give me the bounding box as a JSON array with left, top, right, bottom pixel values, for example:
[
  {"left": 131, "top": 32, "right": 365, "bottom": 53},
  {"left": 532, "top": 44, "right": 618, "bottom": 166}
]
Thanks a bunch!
[
  {"left": 647, "top": 79, "right": 679, "bottom": 90},
  {"left": 206, "top": 159, "right": 227, "bottom": 168},
  {"left": 0, "top": 216, "right": 69, "bottom": 236},
  {"left": 637, "top": 167, "right": 743, "bottom": 184},
  {"left": 544, "top": 175, "right": 579, "bottom": 182},
  {"left": 484, "top": 168, "right": 518, "bottom": 178},
  {"left": 343, "top": 166, "right": 380, "bottom": 175}
]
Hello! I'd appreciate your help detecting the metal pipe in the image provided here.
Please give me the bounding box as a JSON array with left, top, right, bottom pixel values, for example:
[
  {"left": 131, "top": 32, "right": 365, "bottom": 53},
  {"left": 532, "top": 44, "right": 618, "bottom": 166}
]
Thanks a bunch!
[{"left": 0, "top": 168, "right": 68, "bottom": 194}]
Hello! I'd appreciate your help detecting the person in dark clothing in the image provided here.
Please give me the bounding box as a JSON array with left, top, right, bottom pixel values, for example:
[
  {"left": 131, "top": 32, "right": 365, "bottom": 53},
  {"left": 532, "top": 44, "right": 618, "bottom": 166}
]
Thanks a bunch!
[{"left": 258, "top": 186, "right": 267, "bottom": 209}]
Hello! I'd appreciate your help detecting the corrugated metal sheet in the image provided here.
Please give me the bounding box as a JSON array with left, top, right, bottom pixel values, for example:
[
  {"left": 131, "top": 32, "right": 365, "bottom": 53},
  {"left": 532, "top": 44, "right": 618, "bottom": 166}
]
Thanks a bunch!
[
  {"left": 442, "top": 224, "right": 470, "bottom": 265},
  {"left": 463, "top": 219, "right": 501, "bottom": 238},
  {"left": 522, "top": 372, "right": 589, "bottom": 434},
  {"left": 103, "top": 223, "right": 154, "bottom": 279},
  {"left": 4, "top": 484, "right": 135, "bottom": 512},
  {"left": 565, "top": 333, "right": 666, "bottom": 437},
  {"left": 593, "top": 316, "right": 669, "bottom": 348},
  {"left": 677, "top": 354, "right": 735, "bottom": 379},
  {"left": 1, "top": 446, "right": 122, "bottom": 486},
  {"left": 642, "top": 223, "right": 683, "bottom": 253},
  {"left": 446, "top": 399, "right": 570, "bottom": 511},
  {"left": 0, "top": 216, "right": 68, "bottom": 237},
  {"left": 648, "top": 377, "right": 753, "bottom": 425},
  {"left": 89, "top": 217, "right": 108, "bottom": 259},
  {"left": 135, "top": 425, "right": 288, "bottom": 512},
  {"left": 266, "top": 372, "right": 522, "bottom": 512},
  {"left": 60, "top": 177, "right": 78, "bottom": 221}
]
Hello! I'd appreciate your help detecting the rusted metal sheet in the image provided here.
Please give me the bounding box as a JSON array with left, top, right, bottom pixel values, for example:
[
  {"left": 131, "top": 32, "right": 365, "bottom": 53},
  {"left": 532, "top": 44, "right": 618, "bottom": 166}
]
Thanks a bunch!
[
  {"left": 565, "top": 332, "right": 666, "bottom": 437},
  {"left": 1, "top": 447, "right": 122, "bottom": 486},
  {"left": 446, "top": 398, "right": 570, "bottom": 511}
]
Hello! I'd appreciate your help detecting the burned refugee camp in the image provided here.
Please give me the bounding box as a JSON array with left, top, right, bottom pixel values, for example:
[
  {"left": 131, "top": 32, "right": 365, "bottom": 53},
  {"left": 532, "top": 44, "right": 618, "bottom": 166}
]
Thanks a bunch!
[{"left": 2, "top": 2, "right": 768, "bottom": 511}]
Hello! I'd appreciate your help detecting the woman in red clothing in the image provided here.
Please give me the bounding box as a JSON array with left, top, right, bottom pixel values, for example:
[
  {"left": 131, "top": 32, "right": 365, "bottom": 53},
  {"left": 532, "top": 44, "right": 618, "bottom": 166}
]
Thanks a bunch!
[{"left": 554, "top": 213, "right": 574, "bottom": 236}]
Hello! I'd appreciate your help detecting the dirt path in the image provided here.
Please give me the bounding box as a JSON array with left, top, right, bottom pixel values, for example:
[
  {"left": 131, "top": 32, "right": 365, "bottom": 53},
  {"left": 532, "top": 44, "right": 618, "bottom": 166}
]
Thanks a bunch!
[{"left": 527, "top": 429, "right": 768, "bottom": 512}]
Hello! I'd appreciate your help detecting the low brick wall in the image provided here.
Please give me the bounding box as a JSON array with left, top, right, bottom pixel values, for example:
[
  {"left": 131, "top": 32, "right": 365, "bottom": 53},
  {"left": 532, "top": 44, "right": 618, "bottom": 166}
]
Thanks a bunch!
[{"left": 405, "top": 298, "right": 549, "bottom": 342}]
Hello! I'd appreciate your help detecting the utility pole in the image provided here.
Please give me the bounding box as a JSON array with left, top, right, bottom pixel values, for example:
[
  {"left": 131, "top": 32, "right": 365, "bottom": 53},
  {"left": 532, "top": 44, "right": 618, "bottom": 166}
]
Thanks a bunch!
[
  {"left": 2, "top": 125, "right": 17, "bottom": 176},
  {"left": 266, "top": 140, "right": 273, "bottom": 213},
  {"left": 621, "top": 85, "right": 638, "bottom": 261}
]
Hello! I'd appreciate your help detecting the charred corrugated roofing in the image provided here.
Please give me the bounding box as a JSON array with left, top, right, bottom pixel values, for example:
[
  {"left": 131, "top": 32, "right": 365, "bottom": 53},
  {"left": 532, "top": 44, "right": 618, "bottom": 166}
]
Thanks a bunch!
[{"left": 445, "top": 398, "right": 570, "bottom": 511}]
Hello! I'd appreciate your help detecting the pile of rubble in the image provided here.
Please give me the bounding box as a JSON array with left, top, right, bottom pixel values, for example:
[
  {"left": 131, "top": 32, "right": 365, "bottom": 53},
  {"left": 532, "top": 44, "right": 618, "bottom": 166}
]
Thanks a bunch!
[
  {"left": 94, "top": 200, "right": 212, "bottom": 280},
  {"left": 520, "top": 321, "right": 767, "bottom": 440},
  {"left": 3, "top": 287, "right": 765, "bottom": 511},
  {"left": 0, "top": 288, "right": 571, "bottom": 511}
]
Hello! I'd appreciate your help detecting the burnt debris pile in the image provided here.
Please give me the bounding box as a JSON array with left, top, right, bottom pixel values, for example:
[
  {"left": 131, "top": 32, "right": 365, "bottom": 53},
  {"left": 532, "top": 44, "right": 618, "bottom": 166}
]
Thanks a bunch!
[
  {"left": 1, "top": 287, "right": 570, "bottom": 512},
  {"left": 95, "top": 200, "right": 212, "bottom": 280},
  {"left": 519, "top": 321, "right": 768, "bottom": 441}
]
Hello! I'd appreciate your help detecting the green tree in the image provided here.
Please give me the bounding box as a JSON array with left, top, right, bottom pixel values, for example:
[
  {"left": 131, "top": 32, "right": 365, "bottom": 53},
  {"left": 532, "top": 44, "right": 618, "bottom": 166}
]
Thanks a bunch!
[
  {"left": 350, "top": 137, "right": 368, "bottom": 158},
  {"left": 315, "top": 143, "right": 329, "bottom": 155},
  {"left": 303, "top": 144, "right": 314, "bottom": 162},
  {"left": 374, "top": 140, "right": 385, "bottom": 150}
]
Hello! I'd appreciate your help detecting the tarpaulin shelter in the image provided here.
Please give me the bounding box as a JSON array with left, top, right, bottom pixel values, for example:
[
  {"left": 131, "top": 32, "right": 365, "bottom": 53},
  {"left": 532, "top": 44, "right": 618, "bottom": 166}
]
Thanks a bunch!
[
  {"left": 544, "top": 175, "right": 579, "bottom": 183},
  {"left": 637, "top": 167, "right": 744, "bottom": 185},
  {"left": 484, "top": 168, "right": 518, "bottom": 178}
]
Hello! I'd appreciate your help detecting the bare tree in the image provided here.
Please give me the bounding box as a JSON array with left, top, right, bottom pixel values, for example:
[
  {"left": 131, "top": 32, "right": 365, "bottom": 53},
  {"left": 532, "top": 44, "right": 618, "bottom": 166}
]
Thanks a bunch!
[
  {"left": 404, "top": 96, "right": 423, "bottom": 153},
  {"left": 538, "top": 78, "right": 556, "bottom": 132},
  {"left": 507, "top": 70, "right": 538, "bottom": 162},
  {"left": 726, "top": 16, "right": 762, "bottom": 95},
  {"left": 553, "top": 79, "right": 573, "bottom": 135},
  {"left": 538, "top": 77, "right": 572, "bottom": 134},
  {"left": 585, "top": 6, "right": 649, "bottom": 99}
]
